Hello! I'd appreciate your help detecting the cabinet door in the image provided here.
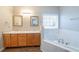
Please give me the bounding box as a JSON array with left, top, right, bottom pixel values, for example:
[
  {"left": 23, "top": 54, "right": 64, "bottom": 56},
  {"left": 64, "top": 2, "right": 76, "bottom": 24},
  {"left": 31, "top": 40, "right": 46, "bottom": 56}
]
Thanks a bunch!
[
  {"left": 3, "top": 34, "right": 11, "bottom": 47},
  {"left": 32, "top": 33, "right": 40, "bottom": 46},
  {"left": 27, "top": 33, "right": 33, "bottom": 46},
  {"left": 18, "top": 34, "right": 26, "bottom": 46},
  {"left": 26, "top": 34, "right": 29, "bottom": 46},
  {"left": 10, "top": 34, "right": 18, "bottom": 47}
]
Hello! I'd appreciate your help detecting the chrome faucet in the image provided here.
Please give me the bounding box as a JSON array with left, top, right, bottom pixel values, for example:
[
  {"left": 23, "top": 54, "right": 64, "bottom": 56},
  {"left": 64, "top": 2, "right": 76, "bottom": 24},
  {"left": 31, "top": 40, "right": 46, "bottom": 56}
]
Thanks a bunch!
[
  {"left": 58, "top": 39, "right": 64, "bottom": 44},
  {"left": 58, "top": 39, "right": 70, "bottom": 45},
  {"left": 65, "top": 42, "right": 70, "bottom": 45}
]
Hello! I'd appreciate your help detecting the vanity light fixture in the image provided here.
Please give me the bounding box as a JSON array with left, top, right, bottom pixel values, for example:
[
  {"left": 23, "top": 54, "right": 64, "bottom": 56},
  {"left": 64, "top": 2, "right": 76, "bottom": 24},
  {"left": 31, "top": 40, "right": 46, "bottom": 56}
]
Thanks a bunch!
[{"left": 21, "top": 9, "right": 32, "bottom": 16}]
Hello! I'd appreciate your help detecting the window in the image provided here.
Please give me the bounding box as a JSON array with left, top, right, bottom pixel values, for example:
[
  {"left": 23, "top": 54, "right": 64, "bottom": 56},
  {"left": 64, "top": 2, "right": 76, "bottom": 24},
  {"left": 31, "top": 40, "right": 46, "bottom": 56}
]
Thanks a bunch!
[{"left": 43, "top": 15, "right": 58, "bottom": 29}]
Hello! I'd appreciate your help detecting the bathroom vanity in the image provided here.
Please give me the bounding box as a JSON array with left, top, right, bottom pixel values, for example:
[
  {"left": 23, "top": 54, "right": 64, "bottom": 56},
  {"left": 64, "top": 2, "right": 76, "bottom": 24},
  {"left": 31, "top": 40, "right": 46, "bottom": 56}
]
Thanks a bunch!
[{"left": 3, "top": 31, "right": 41, "bottom": 48}]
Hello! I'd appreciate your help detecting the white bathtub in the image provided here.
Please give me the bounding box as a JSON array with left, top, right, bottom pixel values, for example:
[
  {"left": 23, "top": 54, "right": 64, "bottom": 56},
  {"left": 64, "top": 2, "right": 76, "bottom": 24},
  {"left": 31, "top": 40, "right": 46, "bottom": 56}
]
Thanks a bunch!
[{"left": 41, "top": 40, "right": 79, "bottom": 52}]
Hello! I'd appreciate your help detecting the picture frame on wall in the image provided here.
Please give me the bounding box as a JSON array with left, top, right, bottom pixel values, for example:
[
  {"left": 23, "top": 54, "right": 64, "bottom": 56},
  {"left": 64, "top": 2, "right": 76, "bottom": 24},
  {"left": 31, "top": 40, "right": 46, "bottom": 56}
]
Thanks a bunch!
[
  {"left": 13, "top": 15, "right": 23, "bottom": 26},
  {"left": 30, "top": 16, "right": 39, "bottom": 26}
]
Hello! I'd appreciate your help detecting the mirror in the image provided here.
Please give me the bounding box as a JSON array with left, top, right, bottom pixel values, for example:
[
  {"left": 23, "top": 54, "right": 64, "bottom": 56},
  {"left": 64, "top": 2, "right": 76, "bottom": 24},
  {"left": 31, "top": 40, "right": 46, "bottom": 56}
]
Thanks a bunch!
[
  {"left": 30, "top": 16, "right": 39, "bottom": 26},
  {"left": 13, "top": 15, "right": 23, "bottom": 26}
]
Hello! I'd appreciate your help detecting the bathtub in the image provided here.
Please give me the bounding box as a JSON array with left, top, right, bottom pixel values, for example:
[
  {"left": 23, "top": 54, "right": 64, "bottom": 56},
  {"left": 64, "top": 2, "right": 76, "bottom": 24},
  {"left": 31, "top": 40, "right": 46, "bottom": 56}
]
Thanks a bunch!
[{"left": 41, "top": 40, "right": 79, "bottom": 52}]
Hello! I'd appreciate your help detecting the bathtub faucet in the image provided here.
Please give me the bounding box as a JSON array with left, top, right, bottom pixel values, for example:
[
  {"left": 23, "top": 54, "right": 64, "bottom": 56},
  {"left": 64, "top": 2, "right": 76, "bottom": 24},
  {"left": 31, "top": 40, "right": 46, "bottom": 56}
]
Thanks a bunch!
[
  {"left": 58, "top": 39, "right": 70, "bottom": 45},
  {"left": 58, "top": 39, "right": 64, "bottom": 44},
  {"left": 65, "top": 42, "right": 70, "bottom": 45}
]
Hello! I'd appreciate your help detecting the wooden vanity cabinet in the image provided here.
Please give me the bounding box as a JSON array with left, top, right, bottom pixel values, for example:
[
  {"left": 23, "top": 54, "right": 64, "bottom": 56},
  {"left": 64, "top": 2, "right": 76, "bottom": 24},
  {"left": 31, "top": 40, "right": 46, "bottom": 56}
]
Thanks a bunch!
[
  {"left": 3, "top": 33, "right": 40, "bottom": 48},
  {"left": 3, "top": 34, "right": 11, "bottom": 47}
]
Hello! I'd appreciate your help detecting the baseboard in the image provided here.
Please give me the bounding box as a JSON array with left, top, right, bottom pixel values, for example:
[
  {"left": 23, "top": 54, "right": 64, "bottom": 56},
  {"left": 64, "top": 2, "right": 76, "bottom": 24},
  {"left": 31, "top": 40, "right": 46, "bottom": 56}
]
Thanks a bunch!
[{"left": 0, "top": 47, "right": 5, "bottom": 52}]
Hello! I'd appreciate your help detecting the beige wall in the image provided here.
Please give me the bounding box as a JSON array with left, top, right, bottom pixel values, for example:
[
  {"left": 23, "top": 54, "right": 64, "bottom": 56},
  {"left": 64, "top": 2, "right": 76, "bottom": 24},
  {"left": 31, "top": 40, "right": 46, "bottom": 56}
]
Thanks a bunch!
[
  {"left": 13, "top": 6, "right": 59, "bottom": 31},
  {"left": 13, "top": 6, "right": 41, "bottom": 31},
  {"left": 0, "top": 6, "right": 59, "bottom": 32},
  {"left": 0, "top": 7, "right": 13, "bottom": 32}
]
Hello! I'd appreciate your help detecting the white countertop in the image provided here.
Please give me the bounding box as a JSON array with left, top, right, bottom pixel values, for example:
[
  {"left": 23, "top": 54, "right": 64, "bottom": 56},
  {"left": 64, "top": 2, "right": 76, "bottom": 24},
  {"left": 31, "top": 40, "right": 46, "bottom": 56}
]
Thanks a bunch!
[{"left": 3, "top": 31, "right": 40, "bottom": 34}]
